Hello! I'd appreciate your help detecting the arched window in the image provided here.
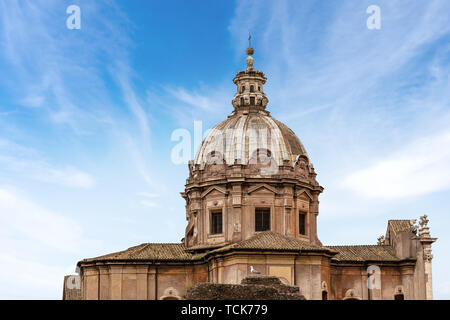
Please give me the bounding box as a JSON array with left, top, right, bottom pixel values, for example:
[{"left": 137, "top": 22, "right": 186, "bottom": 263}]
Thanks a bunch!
[
  {"left": 240, "top": 86, "right": 245, "bottom": 93},
  {"left": 250, "top": 85, "right": 255, "bottom": 92},
  {"left": 240, "top": 97, "right": 244, "bottom": 106},
  {"left": 250, "top": 96, "right": 255, "bottom": 105}
]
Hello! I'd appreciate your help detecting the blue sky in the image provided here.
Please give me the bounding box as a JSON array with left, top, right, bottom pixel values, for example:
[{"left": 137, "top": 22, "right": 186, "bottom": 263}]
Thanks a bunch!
[{"left": 0, "top": 0, "right": 449, "bottom": 299}]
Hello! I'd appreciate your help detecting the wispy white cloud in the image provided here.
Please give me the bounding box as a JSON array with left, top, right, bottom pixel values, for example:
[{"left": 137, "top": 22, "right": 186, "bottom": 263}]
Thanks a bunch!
[
  {"left": 0, "top": 187, "right": 99, "bottom": 298},
  {"left": 19, "top": 95, "right": 45, "bottom": 108},
  {"left": 342, "top": 130, "right": 450, "bottom": 199},
  {"left": 0, "top": 0, "right": 158, "bottom": 190},
  {"left": 166, "top": 86, "right": 221, "bottom": 111},
  {"left": 0, "top": 188, "right": 87, "bottom": 253},
  {"left": 228, "top": 0, "right": 450, "bottom": 124},
  {"left": 114, "top": 66, "right": 151, "bottom": 141},
  {"left": 36, "top": 166, "right": 95, "bottom": 189},
  {"left": 161, "top": 84, "right": 233, "bottom": 130},
  {"left": 137, "top": 192, "right": 160, "bottom": 198},
  {"left": 0, "top": 1, "right": 96, "bottom": 132},
  {"left": 0, "top": 139, "right": 95, "bottom": 189},
  {"left": 137, "top": 191, "right": 161, "bottom": 208},
  {"left": 0, "top": 253, "right": 72, "bottom": 299},
  {"left": 140, "top": 200, "right": 158, "bottom": 208}
]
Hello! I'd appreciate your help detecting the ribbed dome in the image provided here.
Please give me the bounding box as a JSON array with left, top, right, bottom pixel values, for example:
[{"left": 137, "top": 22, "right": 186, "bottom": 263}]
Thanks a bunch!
[{"left": 194, "top": 110, "right": 309, "bottom": 168}]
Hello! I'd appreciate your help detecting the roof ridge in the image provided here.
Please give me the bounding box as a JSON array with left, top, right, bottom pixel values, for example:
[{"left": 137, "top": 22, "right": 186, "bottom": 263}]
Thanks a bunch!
[
  {"left": 132, "top": 242, "right": 184, "bottom": 246},
  {"left": 206, "top": 230, "right": 328, "bottom": 254},
  {"left": 327, "top": 244, "right": 392, "bottom": 247}
]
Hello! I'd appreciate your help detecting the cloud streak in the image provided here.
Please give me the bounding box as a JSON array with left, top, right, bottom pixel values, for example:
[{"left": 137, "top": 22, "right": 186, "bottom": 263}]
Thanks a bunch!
[
  {"left": 342, "top": 130, "right": 450, "bottom": 199},
  {"left": 0, "top": 138, "right": 95, "bottom": 189},
  {"left": 0, "top": 188, "right": 87, "bottom": 253}
]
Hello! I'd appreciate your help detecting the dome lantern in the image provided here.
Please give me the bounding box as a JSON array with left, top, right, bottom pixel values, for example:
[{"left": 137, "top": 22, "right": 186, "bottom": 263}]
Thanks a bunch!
[{"left": 232, "top": 46, "right": 269, "bottom": 111}]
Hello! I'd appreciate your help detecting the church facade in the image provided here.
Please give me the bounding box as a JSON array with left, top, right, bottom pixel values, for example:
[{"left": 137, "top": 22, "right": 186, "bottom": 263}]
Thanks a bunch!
[{"left": 65, "top": 46, "right": 436, "bottom": 300}]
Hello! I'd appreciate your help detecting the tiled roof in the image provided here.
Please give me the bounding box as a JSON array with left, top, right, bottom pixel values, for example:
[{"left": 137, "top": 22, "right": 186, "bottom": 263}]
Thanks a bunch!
[
  {"left": 388, "top": 220, "right": 412, "bottom": 235},
  {"left": 81, "top": 243, "right": 202, "bottom": 263},
  {"left": 209, "top": 231, "right": 331, "bottom": 254},
  {"left": 327, "top": 245, "right": 400, "bottom": 262},
  {"left": 79, "top": 233, "right": 331, "bottom": 265},
  {"left": 80, "top": 233, "right": 403, "bottom": 265},
  {"left": 186, "top": 242, "right": 230, "bottom": 251}
]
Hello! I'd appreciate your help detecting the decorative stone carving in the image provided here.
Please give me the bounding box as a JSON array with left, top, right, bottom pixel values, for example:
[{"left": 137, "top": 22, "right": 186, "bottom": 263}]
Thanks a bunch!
[
  {"left": 409, "top": 219, "right": 418, "bottom": 235},
  {"left": 295, "top": 159, "right": 308, "bottom": 179},
  {"left": 423, "top": 247, "right": 433, "bottom": 262},
  {"left": 377, "top": 235, "right": 386, "bottom": 245},
  {"left": 419, "top": 214, "right": 431, "bottom": 238}
]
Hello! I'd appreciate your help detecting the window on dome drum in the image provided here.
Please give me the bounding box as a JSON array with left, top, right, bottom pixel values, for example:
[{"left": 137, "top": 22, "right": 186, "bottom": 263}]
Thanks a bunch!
[
  {"left": 210, "top": 210, "right": 223, "bottom": 234},
  {"left": 299, "top": 212, "right": 306, "bottom": 235},
  {"left": 250, "top": 85, "right": 255, "bottom": 92},
  {"left": 250, "top": 97, "right": 255, "bottom": 105},
  {"left": 240, "top": 97, "right": 244, "bottom": 105},
  {"left": 258, "top": 86, "right": 260, "bottom": 91},
  {"left": 255, "top": 208, "right": 270, "bottom": 231},
  {"left": 240, "top": 86, "right": 245, "bottom": 93}
]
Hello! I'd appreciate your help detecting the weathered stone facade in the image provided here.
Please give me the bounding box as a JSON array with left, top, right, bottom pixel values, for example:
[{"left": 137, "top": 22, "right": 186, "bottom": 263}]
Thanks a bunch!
[{"left": 66, "top": 46, "right": 436, "bottom": 300}]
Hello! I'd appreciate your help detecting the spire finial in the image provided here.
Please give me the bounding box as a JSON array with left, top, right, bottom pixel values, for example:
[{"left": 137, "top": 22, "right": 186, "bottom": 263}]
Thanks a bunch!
[
  {"left": 246, "top": 32, "right": 254, "bottom": 56},
  {"left": 245, "top": 34, "right": 255, "bottom": 70}
]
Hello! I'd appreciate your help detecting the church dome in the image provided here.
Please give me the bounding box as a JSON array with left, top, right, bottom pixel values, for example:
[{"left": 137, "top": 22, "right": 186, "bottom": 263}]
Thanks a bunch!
[
  {"left": 194, "top": 46, "right": 309, "bottom": 169},
  {"left": 194, "top": 111, "right": 309, "bottom": 168},
  {"left": 184, "top": 45, "right": 322, "bottom": 250}
]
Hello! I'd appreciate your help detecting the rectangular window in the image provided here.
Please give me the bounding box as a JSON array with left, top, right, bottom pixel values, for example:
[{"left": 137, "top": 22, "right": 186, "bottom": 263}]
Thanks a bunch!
[
  {"left": 299, "top": 212, "right": 306, "bottom": 235},
  {"left": 255, "top": 208, "right": 270, "bottom": 231},
  {"left": 211, "top": 211, "right": 223, "bottom": 234}
]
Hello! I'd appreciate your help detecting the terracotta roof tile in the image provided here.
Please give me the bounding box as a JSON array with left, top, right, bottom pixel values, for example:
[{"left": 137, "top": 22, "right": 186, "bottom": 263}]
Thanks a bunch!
[
  {"left": 327, "top": 245, "right": 400, "bottom": 262},
  {"left": 209, "top": 231, "right": 330, "bottom": 254},
  {"left": 81, "top": 243, "right": 200, "bottom": 263},
  {"left": 186, "top": 243, "right": 229, "bottom": 251},
  {"left": 388, "top": 220, "right": 412, "bottom": 235},
  {"left": 80, "top": 233, "right": 403, "bottom": 265}
]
